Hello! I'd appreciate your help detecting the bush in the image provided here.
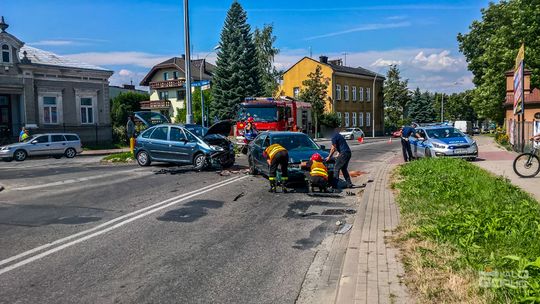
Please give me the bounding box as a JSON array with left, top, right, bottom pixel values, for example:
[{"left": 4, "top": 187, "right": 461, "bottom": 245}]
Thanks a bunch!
[{"left": 320, "top": 112, "right": 341, "bottom": 128}]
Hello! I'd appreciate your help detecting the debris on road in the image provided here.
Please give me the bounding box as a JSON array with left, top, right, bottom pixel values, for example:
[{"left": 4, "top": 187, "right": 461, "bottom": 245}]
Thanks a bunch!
[
  {"left": 349, "top": 170, "right": 367, "bottom": 177},
  {"left": 345, "top": 191, "right": 355, "bottom": 196},
  {"left": 335, "top": 220, "right": 343, "bottom": 226},
  {"left": 0, "top": 185, "right": 4, "bottom": 192},
  {"left": 336, "top": 223, "right": 353, "bottom": 234},
  {"left": 233, "top": 192, "right": 245, "bottom": 201},
  {"left": 218, "top": 168, "right": 250, "bottom": 176}
]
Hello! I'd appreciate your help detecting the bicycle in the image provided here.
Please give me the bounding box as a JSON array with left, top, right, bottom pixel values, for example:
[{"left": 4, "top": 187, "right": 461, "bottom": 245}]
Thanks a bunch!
[{"left": 513, "top": 139, "right": 540, "bottom": 178}]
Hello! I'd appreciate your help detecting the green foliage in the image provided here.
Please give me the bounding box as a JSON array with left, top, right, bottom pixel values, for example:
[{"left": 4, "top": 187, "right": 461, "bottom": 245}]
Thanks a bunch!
[
  {"left": 395, "top": 158, "right": 540, "bottom": 302},
  {"left": 457, "top": 0, "right": 540, "bottom": 122},
  {"left": 320, "top": 112, "right": 341, "bottom": 128},
  {"left": 110, "top": 91, "right": 149, "bottom": 128},
  {"left": 175, "top": 88, "right": 213, "bottom": 124},
  {"left": 407, "top": 88, "right": 436, "bottom": 123},
  {"left": 102, "top": 152, "right": 134, "bottom": 163},
  {"left": 211, "top": 1, "right": 261, "bottom": 120},
  {"left": 254, "top": 24, "right": 280, "bottom": 97},
  {"left": 298, "top": 65, "right": 329, "bottom": 136},
  {"left": 432, "top": 90, "right": 478, "bottom": 122},
  {"left": 384, "top": 65, "right": 411, "bottom": 130}
]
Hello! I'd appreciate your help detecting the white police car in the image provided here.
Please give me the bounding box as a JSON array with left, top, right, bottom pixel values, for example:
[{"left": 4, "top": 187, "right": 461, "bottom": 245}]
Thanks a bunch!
[{"left": 410, "top": 125, "right": 478, "bottom": 161}]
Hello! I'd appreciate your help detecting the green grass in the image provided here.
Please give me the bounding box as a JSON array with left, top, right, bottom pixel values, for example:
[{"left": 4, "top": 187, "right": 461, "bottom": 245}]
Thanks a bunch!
[
  {"left": 101, "top": 152, "right": 134, "bottom": 163},
  {"left": 394, "top": 158, "right": 540, "bottom": 303}
]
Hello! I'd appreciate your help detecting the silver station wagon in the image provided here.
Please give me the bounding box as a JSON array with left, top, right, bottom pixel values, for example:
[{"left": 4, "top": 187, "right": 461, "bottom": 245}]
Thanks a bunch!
[{"left": 0, "top": 133, "right": 83, "bottom": 162}]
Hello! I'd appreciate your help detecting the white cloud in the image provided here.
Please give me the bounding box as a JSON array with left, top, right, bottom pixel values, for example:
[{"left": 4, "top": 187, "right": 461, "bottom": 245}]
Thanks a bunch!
[
  {"left": 64, "top": 52, "right": 173, "bottom": 68},
  {"left": 371, "top": 58, "right": 403, "bottom": 67},
  {"left": 305, "top": 22, "right": 411, "bottom": 40},
  {"left": 29, "top": 40, "right": 75, "bottom": 46},
  {"left": 118, "top": 69, "right": 133, "bottom": 76},
  {"left": 109, "top": 70, "right": 148, "bottom": 88},
  {"left": 411, "top": 50, "right": 464, "bottom": 72}
]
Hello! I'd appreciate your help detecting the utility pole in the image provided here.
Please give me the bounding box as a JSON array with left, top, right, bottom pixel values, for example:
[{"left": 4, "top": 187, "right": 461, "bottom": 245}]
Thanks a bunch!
[{"left": 183, "top": 0, "right": 193, "bottom": 124}]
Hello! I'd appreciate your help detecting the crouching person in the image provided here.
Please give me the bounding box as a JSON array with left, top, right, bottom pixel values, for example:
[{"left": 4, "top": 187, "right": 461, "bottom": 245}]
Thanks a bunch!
[
  {"left": 263, "top": 142, "right": 289, "bottom": 193},
  {"left": 305, "top": 153, "right": 329, "bottom": 193}
]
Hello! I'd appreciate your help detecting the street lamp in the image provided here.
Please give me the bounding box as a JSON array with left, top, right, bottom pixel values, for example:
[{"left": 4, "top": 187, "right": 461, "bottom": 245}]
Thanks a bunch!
[
  {"left": 183, "top": 0, "right": 193, "bottom": 124},
  {"left": 200, "top": 45, "right": 220, "bottom": 127}
]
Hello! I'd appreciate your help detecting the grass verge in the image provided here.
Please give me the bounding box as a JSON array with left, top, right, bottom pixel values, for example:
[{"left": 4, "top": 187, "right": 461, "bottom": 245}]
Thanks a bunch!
[
  {"left": 392, "top": 158, "right": 540, "bottom": 303},
  {"left": 101, "top": 152, "right": 134, "bottom": 163}
]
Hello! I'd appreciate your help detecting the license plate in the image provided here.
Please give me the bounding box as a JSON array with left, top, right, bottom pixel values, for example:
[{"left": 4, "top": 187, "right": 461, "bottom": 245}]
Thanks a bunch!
[{"left": 455, "top": 149, "right": 467, "bottom": 154}]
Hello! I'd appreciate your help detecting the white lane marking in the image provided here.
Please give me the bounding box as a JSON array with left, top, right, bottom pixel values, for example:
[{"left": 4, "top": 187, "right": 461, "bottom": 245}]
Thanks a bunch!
[
  {"left": 0, "top": 176, "right": 247, "bottom": 275},
  {"left": 0, "top": 176, "right": 244, "bottom": 269},
  {"left": 10, "top": 169, "right": 146, "bottom": 191}
]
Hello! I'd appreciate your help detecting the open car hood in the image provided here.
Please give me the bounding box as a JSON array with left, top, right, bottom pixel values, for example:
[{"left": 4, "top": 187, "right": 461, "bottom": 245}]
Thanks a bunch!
[
  {"left": 205, "top": 120, "right": 232, "bottom": 137},
  {"left": 134, "top": 111, "right": 170, "bottom": 127}
]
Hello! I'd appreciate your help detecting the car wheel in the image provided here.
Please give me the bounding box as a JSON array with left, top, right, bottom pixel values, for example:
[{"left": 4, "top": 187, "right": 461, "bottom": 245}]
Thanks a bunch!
[
  {"left": 136, "top": 150, "right": 151, "bottom": 166},
  {"left": 14, "top": 150, "right": 27, "bottom": 161},
  {"left": 248, "top": 156, "right": 258, "bottom": 175},
  {"left": 65, "top": 148, "right": 77, "bottom": 158},
  {"left": 193, "top": 153, "right": 207, "bottom": 171},
  {"left": 425, "top": 148, "right": 432, "bottom": 158}
]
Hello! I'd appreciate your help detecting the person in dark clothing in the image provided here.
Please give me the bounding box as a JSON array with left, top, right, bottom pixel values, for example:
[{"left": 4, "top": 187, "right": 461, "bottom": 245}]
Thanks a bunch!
[
  {"left": 325, "top": 128, "right": 353, "bottom": 189},
  {"left": 263, "top": 142, "right": 289, "bottom": 193},
  {"left": 399, "top": 123, "right": 423, "bottom": 162}
]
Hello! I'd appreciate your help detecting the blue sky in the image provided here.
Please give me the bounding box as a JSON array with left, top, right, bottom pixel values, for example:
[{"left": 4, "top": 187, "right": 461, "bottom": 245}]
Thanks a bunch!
[{"left": 1, "top": 0, "right": 490, "bottom": 92}]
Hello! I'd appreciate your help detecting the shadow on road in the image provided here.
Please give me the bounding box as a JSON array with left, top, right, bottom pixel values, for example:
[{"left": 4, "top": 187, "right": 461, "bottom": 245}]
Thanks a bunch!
[{"left": 156, "top": 199, "right": 224, "bottom": 223}]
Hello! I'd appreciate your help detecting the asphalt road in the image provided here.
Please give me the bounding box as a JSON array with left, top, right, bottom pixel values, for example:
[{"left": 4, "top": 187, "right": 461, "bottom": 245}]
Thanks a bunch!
[{"left": 0, "top": 139, "right": 400, "bottom": 304}]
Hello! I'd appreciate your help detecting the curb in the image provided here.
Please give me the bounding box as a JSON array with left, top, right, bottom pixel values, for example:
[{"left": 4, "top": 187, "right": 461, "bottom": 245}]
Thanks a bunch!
[{"left": 79, "top": 150, "right": 130, "bottom": 157}]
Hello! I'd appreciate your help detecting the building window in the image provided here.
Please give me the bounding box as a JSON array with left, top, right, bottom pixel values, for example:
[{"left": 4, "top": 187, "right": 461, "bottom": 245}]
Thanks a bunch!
[
  {"left": 163, "top": 72, "right": 169, "bottom": 81},
  {"left": 293, "top": 87, "right": 300, "bottom": 98},
  {"left": 173, "top": 71, "right": 178, "bottom": 79},
  {"left": 177, "top": 90, "right": 185, "bottom": 100},
  {"left": 43, "top": 97, "right": 58, "bottom": 124},
  {"left": 337, "top": 112, "right": 342, "bottom": 126},
  {"left": 352, "top": 87, "right": 357, "bottom": 101},
  {"left": 359, "top": 87, "right": 364, "bottom": 101},
  {"left": 344, "top": 112, "right": 350, "bottom": 127},
  {"left": 367, "top": 88, "right": 371, "bottom": 102},
  {"left": 352, "top": 112, "right": 357, "bottom": 126},
  {"left": 159, "top": 91, "right": 169, "bottom": 100},
  {"left": 80, "top": 98, "right": 94, "bottom": 124},
  {"left": 366, "top": 112, "right": 371, "bottom": 127},
  {"left": 336, "top": 84, "right": 341, "bottom": 101},
  {"left": 359, "top": 112, "right": 364, "bottom": 127},
  {"left": 2, "top": 45, "right": 9, "bottom": 63},
  {"left": 344, "top": 85, "right": 349, "bottom": 101}
]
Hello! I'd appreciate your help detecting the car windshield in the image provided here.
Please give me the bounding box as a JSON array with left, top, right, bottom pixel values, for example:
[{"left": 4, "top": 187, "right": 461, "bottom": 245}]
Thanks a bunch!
[
  {"left": 344, "top": 128, "right": 354, "bottom": 132},
  {"left": 427, "top": 127, "right": 465, "bottom": 139},
  {"left": 238, "top": 106, "right": 277, "bottom": 122},
  {"left": 271, "top": 134, "right": 319, "bottom": 151},
  {"left": 184, "top": 125, "right": 207, "bottom": 137}
]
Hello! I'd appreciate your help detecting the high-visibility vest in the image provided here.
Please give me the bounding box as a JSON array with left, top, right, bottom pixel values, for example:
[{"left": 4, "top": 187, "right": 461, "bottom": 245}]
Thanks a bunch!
[
  {"left": 265, "top": 144, "right": 286, "bottom": 162},
  {"left": 310, "top": 160, "right": 328, "bottom": 180}
]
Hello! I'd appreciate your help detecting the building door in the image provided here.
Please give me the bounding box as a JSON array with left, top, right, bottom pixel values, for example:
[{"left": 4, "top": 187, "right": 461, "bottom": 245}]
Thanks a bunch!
[{"left": 0, "top": 95, "right": 11, "bottom": 139}]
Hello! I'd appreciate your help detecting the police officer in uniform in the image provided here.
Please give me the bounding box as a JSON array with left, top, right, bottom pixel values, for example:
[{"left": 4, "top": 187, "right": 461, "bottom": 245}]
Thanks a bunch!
[{"left": 263, "top": 141, "right": 289, "bottom": 193}]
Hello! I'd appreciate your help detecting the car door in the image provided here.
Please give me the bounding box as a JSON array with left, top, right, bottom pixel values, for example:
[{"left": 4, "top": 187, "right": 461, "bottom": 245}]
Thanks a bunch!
[
  {"left": 146, "top": 126, "right": 170, "bottom": 161},
  {"left": 415, "top": 129, "right": 427, "bottom": 158},
  {"left": 27, "top": 135, "right": 51, "bottom": 156},
  {"left": 250, "top": 134, "right": 267, "bottom": 173},
  {"left": 168, "top": 127, "right": 192, "bottom": 163},
  {"left": 50, "top": 134, "right": 67, "bottom": 155}
]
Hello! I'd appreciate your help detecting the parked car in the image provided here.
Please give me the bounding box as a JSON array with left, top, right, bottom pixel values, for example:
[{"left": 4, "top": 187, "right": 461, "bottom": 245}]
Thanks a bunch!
[
  {"left": 340, "top": 128, "right": 364, "bottom": 140},
  {"left": 410, "top": 125, "right": 478, "bottom": 161},
  {"left": 0, "top": 133, "right": 82, "bottom": 162},
  {"left": 454, "top": 120, "right": 473, "bottom": 135},
  {"left": 247, "top": 131, "right": 333, "bottom": 180},
  {"left": 134, "top": 121, "right": 235, "bottom": 169}
]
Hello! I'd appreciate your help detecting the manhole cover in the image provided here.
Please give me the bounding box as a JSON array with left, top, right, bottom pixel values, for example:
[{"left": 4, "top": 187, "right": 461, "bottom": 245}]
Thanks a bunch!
[{"left": 321, "top": 209, "right": 356, "bottom": 215}]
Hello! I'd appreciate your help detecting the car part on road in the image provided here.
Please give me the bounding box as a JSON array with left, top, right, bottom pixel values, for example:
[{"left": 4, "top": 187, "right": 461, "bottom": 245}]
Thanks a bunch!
[
  {"left": 233, "top": 192, "right": 245, "bottom": 201},
  {"left": 137, "top": 150, "right": 151, "bottom": 166},
  {"left": 336, "top": 223, "right": 353, "bottom": 234},
  {"left": 14, "top": 149, "right": 27, "bottom": 161}
]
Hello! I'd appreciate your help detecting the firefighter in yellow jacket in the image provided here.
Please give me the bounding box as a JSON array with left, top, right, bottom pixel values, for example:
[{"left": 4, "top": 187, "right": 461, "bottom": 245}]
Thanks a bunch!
[
  {"left": 263, "top": 142, "right": 289, "bottom": 193},
  {"left": 305, "top": 153, "right": 329, "bottom": 192}
]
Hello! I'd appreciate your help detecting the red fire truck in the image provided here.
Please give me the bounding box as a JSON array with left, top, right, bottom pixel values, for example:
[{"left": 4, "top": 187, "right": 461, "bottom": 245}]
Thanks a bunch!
[{"left": 235, "top": 97, "right": 312, "bottom": 145}]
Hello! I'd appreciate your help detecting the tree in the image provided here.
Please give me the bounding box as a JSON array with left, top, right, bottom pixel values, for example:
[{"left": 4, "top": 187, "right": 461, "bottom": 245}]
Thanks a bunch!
[
  {"left": 457, "top": 0, "right": 540, "bottom": 122},
  {"left": 408, "top": 88, "right": 436, "bottom": 123},
  {"left": 298, "top": 65, "right": 329, "bottom": 138},
  {"left": 254, "top": 24, "right": 280, "bottom": 97},
  {"left": 211, "top": 1, "right": 261, "bottom": 120},
  {"left": 434, "top": 90, "right": 477, "bottom": 122},
  {"left": 111, "top": 91, "right": 149, "bottom": 128},
  {"left": 383, "top": 65, "right": 411, "bottom": 130},
  {"left": 176, "top": 88, "right": 213, "bottom": 125}
]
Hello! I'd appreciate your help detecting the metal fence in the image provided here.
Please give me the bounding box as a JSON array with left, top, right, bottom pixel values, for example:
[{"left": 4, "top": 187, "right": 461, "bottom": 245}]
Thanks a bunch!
[{"left": 507, "top": 119, "right": 538, "bottom": 152}]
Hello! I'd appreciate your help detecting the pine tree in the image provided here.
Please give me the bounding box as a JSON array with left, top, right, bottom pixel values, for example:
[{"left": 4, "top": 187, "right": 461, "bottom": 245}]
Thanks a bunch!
[
  {"left": 383, "top": 65, "right": 411, "bottom": 130},
  {"left": 211, "top": 1, "right": 261, "bottom": 120},
  {"left": 299, "top": 65, "right": 329, "bottom": 138},
  {"left": 408, "top": 88, "right": 436, "bottom": 123}
]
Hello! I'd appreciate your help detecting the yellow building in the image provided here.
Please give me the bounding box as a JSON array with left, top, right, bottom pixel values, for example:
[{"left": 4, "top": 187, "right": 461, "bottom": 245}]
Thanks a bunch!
[
  {"left": 281, "top": 56, "right": 385, "bottom": 136},
  {"left": 139, "top": 56, "right": 215, "bottom": 122}
]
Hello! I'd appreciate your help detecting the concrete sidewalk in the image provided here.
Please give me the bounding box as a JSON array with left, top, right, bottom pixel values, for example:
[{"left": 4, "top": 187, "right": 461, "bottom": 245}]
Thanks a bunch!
[
  {"left": 473, "top": 135, "right": 540, "bottom": 201},
  {"left": 80, "top": 148, "right": 130, "bottom": 156},
  {"left": 335, "top": 161, "right": 411, "bottom": 304}
]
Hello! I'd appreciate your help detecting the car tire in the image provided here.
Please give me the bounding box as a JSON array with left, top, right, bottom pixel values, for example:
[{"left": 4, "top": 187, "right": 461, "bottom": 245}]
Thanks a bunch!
[
  {"left": 424, "top": 148, "right": 432, "bottom": 158},
  {"left": 14, "top": 149, "right": 27, "bottom": 162},
  {"left": 193, "top": 153, "right": 207, "bottom": 171},
  {"left": 136, "top": 150, "right": 151, "bottom": 166},
  {"left": 248, "top": 156, "right": 258, "bottom": 175},
  {"left": 65, "top": 148, "right": 77, "bottom": 158}
]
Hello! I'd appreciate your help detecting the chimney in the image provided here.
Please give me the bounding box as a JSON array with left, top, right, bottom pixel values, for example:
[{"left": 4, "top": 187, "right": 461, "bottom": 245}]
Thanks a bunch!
[{"left": 319, "top": 56, "right": 328, "bottom": 64}]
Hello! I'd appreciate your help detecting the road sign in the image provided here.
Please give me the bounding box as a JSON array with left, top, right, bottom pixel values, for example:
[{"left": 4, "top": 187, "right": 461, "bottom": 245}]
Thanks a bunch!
[
  {"left": 191, "top": 80, "right": 210, "bottom": 87},
  {"left": 513, "top": 44, "right": 525, "bottom": 115}
]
